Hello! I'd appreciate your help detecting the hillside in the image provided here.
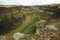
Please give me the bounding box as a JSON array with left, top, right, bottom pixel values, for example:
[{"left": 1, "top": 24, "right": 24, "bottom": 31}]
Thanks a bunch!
[{"left": 0, "top": 4, "right": 60, "bottom": 40}]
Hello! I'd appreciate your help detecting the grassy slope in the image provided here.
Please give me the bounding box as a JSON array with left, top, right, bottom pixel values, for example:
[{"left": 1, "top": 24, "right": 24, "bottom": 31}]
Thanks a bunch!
[
  {"left": 6, "top": 14, "right": 35, "bottom": 36},
  {"left": 21, "top": 14, "right": 36, "bottom": 33}
]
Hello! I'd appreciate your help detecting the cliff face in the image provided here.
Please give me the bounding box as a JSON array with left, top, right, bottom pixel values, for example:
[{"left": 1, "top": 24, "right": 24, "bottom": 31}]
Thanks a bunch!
[{"left": 0, "top": 7, "right": 25, "bottom": 35}]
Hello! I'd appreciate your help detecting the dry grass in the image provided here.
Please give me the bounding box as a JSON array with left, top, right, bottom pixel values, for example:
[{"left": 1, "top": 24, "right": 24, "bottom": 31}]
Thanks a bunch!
[{"left": 6, "top": 15, "right": 34, "bottom": 36}]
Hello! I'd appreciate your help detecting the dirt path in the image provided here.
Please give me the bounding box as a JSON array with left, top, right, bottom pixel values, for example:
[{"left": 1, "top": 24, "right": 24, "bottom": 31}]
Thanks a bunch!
[{"left": 6, "top": 14, "right": 35, "bottom": 36}]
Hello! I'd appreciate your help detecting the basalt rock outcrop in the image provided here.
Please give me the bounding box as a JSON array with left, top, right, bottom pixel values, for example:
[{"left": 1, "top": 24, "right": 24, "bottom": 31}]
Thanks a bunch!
[{"left": 0, "top": 7, "right": 25, "bottom": 35}]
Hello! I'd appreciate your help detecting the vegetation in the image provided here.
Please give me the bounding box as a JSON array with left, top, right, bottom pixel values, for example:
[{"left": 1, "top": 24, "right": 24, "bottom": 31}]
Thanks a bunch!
[
  {"left": 28, "top": 26, "right": 36, "bottom": 34},
  {"left": 20, "top": 14, "right": 36, "bottom": 33},
  {"left": 6, "top": 14, "right": 36, "bottom": 36},
  {"left": 0, "top": 4, "right": 60, "bottom": 36}
]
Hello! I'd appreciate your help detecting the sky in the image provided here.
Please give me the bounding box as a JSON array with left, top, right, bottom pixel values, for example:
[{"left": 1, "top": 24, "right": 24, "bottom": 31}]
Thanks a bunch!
[{"left": 0, "top": 0, "right": 60, "bottom": 6}]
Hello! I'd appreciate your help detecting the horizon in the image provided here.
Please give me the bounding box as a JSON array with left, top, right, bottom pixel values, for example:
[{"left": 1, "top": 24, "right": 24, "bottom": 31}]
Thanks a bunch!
[{"left": 0, "top": 0, "right": 60, "bottom": 6}]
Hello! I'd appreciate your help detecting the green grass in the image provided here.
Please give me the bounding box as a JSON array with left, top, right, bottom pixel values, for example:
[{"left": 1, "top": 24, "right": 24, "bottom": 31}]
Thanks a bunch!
[
  {"left": 20, "top": 14, "right": 36, "bottom": 33},
  {"left": 28, "top": 26, "right": 36, "bottom": 34},
  {"left": 5, "top": 13, "right": 36, "bottom": 36}
]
